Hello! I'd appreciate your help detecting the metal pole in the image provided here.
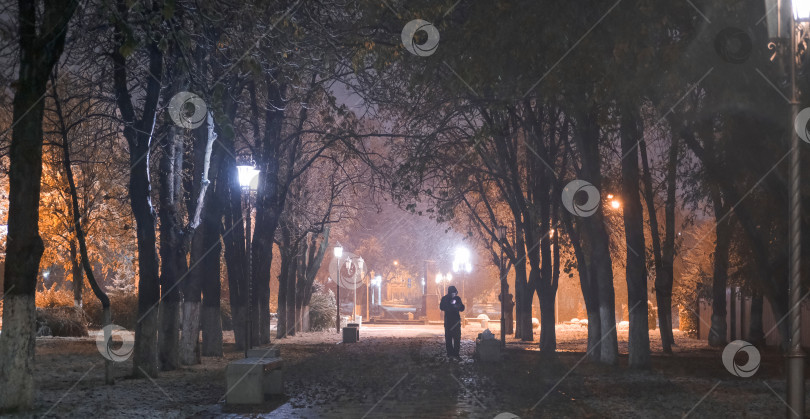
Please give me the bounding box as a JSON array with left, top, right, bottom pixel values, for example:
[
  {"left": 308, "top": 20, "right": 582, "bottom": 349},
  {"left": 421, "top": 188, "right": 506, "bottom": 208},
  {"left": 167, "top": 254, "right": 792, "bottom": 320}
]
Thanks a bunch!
[
  {"left": 366, "top": 275, "right": 370, "bottom": 320},
  {"left": 500, "top": 245, "right": 505, "bottom": 349},
  {"left": 787, "top": 8, "right": 805, "bottom": 417},
  {"left": 353, "top": 261, "right": 357, "bottom": 322},
  {"left": 336, "top": 256, "right": 341, "bottom": 333},
  {"left": 245, "top": 190, "right": 252, "bottom": 358}
]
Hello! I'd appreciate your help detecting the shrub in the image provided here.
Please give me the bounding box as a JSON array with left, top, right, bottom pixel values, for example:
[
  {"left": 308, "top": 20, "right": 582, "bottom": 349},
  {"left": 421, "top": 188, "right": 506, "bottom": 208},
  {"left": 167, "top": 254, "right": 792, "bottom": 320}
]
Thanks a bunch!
[
  {"left": 679, "top": 305, "right": 699, "bottom": 338},
  {"left": 36, "top": 307, "right": 88, "bottom": 337},
  {"left": 309, "top": 288, "right": 336, "bottom": 331},
  {"left": 83, "top": 291, "right": 138, "bottom": 330},
  {"left": 36, "top": 284, "right": 74, "bottom": 308}
]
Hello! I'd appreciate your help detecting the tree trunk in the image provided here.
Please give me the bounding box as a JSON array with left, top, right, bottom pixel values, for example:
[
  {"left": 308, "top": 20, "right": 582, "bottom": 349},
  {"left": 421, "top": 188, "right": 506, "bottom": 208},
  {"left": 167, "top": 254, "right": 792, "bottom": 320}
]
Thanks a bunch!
[
  {"left": 179, "top": 111, "right": 220, "bottom": 364},
  {"left": 512, "top": 226, "right": 533, "bottom": 341},
  {"left": 111, "top": 10, "right": 165, "bottom": 376},
  {"left": 252, "top": 80, "right": 286, "bottom": 344},
  {"left": 277, "top": 243, "right": 289, "bottom": 339},
  {"left": 620, "top": 105, "right": 650, "bottom": 368},
  {"left": 53, "top": 80, "right": 114, "bottom": 383},
  {"left": 217, "top": 99, "right": 249, "bottom": 349},
  {"left": 748, "top": 292, "right": 765, "bottom": 346},
  {"left": 658, "top": 135, "right": 679, "bottom": 352},
  {"left": 296, "top": 243, "right": 307, "bottom": 334},
  {"left": 70, "top": 239, "right": 83, "bottom": 308},
  {"left": 181, "top": 219, "right": 203, "bottom": 366},
  {"left": 574, "top": 106, "right": 618, "bottom": 365},
  {"left": 200, "top": 219, "right": 223, "bottom": 356},
  {"left": 639, "top": 136, "right": 672, "bottom": 353},
  {"left": 0, "top": 0, "right": 78, "bottom": 410},
  {"left": 158, "top": 124, "right": 184, "bottom": 371},
  {"left": 200, "top": 160, "right": 225, "bottom": 357},
  {"left": 708, "top": 186, "right": 730, "bottom": 347},
  {"left": 561, "top": 208, "right": 601, "bottom": 360},
  {"left": 221, "top": 160, "right": 247, "bottom": 350},
  {"left": 679, "top": 124, "right": 789, "bottom": 348},
  {"left": 286, "top": 250, "right": 297, "bottom": 336},
  {"left": 538, "top": 289, "right": 556, "bottom": 354},
  {"left": 295, "top": 228, "right": 331, "bottom": 334},
  {"left": 536, "top": 179, "right": 556, "bottom": 353}
]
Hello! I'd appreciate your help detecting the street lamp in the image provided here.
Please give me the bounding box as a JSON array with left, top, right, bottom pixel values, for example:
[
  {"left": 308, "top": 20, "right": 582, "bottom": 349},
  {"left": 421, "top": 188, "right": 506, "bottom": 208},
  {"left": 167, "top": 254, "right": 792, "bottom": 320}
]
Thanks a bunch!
[
  {"left": 453, "top": 247, "right": 472, "bottom": 273},
  {"left": 373, "top": 275, "right": 382, "bottom": 307},
  {"left": 497, "top": 225, "right": 508, "bottom": 349},
  {"left": 452, "top": 246, "right": 472, "bottom": 300},
  {"left": 354, "top": 257, "right": 364, "bottom": 322},
  {"left": 435, "top": 272, "right": 453, "bottom": 295},
  {"left": 763, "top": 1, "right": 805, "bottom": 416},
  {"left": 236, "top": 164, "right": 259, "bottom": 357},
  {"left": 334, "top": 242, "right": 343, "bottom": 334}
]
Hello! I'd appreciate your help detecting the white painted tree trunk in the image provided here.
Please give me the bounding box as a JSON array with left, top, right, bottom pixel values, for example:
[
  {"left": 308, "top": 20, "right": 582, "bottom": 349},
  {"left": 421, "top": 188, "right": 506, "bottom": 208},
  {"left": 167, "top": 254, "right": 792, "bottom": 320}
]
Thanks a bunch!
[
  {"left": 0, "top": 295, "right": 36, "bottom": 409},
  {"left": 302, "top": 305, "right": 311, "bottom": 333},
  {"left": 179, "top": 301, "right": 201, "bottom": 365}
]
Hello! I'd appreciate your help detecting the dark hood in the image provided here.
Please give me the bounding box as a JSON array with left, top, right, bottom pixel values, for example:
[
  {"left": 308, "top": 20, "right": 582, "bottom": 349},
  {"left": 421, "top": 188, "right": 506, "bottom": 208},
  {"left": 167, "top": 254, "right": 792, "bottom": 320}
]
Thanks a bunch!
[{"left": 447, "top": 285, "right": 458, "bottom": 294}]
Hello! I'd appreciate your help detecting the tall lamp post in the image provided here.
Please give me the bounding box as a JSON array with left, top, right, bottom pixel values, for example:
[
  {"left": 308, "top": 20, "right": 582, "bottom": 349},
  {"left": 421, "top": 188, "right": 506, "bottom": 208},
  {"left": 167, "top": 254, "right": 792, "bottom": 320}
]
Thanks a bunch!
[
  {"left": 237, "top": 165, "right": 260, "bottom": 357},
  {"left": 354, "top": 257, "right": 364, "bottom": 322},
  {"left": 453, "top": 246, "right": 473, "bottom": 299},
  {"left": 372, "top": 275, "right": 382, "bottom": 307},
  {"left": 497, "top": 226, "right": 507, "bottom": 349},
  {"left": 334, "top": 242, "right": 343, "bottom": 333},
  {"left": 765, "top": 2, "right": 805, "bottom": 416},
  {"left": 435, "top": 272, "right": 452, "bottom": 295}
]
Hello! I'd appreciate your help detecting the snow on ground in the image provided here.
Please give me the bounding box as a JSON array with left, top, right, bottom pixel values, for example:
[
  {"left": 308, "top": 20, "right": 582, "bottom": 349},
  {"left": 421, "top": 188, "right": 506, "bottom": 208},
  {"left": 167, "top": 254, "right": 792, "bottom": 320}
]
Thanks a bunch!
[{"left": 3, "top": 323, "right": 806, "bottom": 418}]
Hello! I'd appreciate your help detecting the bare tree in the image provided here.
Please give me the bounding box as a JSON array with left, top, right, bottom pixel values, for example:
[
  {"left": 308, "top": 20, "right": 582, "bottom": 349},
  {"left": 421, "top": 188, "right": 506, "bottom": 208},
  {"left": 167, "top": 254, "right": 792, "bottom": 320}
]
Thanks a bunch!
[{"left": 0, "top": 0, "right": 79, "bottom": 409}]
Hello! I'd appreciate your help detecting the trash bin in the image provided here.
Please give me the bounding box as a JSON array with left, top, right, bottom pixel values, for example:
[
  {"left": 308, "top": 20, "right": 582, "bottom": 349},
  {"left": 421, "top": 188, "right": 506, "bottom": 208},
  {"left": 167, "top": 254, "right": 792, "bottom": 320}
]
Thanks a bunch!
[
  {"left": 342, "top": 326, "right": 356, "bottom": 343},
  {"left": 346, "top": 323, "right": 359, "bottom": 342}
]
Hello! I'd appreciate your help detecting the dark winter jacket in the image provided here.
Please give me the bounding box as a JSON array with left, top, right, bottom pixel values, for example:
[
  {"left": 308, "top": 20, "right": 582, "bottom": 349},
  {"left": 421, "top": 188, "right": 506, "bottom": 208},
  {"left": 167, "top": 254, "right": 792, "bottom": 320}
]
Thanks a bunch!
[{"left": 440, "top": 286, "right": 465, "bottom": 328}]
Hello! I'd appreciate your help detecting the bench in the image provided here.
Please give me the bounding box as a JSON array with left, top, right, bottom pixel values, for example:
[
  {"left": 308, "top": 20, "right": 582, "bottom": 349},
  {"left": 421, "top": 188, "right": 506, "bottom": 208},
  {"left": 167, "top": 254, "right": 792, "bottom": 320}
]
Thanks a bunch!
[
  {"left": 225, "top": 356, "right": 283, "bottom": 404},
  {"left": 464, "top": 315, "right": 491, "bottom": 328}
]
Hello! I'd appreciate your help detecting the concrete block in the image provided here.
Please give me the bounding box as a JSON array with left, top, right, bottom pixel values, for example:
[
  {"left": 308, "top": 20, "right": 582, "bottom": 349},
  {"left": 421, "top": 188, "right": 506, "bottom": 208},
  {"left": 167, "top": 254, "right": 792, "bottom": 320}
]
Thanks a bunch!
[
  {"left": 343, "top": 326, "right": 359, "bottom": 343},
  {"left": 474, "top": 339, "right": 502, "bottom": 362},
  {"left": 226, "top": 357, "right": 283, "bottom": 404}
]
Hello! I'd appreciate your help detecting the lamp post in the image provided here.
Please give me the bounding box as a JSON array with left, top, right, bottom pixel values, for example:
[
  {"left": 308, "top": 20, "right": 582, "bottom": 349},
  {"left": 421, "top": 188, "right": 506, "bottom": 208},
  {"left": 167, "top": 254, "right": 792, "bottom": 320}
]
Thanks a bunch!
[
  {"left": 436, "top": 272, "right": 452, "bottom": 295},
  {"left": 765, "top": 2, "right": 805, "bottom": 416},
  {"left": 452, "top": 246, "right": 473, "bottom": 299},
  {"left": 237, "top": 165, "right": 260, "bottom": 358},
  {"left": 354, "top": 257, "right": 364, "bottom": 322},
  {"left": 787, "top": 3, "right": 806, "bottom": 416},
  {"left": 334, "top": 242, "right": 343, "bottom": 334},
  {"left": 366, "top": 270, "right": 373, "bottom": 320},
  {"left": 497, "top": 225, "right": 507, "bottom": 348},
  {"left": 373, "top": 275, "right": 382, "bottom": 307}
]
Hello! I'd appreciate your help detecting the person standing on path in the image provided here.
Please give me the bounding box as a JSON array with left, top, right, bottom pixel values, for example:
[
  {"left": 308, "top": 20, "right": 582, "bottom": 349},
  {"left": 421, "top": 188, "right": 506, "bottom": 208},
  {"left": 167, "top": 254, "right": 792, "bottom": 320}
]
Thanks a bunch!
[{"left": 440, "top": 285, "right": 465, "bottom": 357}]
